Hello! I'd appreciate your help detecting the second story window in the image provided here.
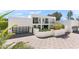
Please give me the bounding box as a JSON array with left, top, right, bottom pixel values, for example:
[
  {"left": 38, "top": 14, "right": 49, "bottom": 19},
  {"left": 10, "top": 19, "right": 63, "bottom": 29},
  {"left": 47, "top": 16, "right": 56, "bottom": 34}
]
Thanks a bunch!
[
  {"left": 33, "top": 17, "right": 39, "bottom": 24},
  {"left": 45, "top": 18, "right": 48, "bottom": 23}
]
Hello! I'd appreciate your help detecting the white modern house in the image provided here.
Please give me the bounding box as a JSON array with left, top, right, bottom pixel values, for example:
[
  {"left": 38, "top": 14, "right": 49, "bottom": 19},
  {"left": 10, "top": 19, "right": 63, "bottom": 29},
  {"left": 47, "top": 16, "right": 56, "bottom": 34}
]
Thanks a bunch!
[
  {"left": 8, "top": 14, "right": 79, "bottom": 37},
  {"left": 8, "top": 14, "right": 56, "bottom": 34}
]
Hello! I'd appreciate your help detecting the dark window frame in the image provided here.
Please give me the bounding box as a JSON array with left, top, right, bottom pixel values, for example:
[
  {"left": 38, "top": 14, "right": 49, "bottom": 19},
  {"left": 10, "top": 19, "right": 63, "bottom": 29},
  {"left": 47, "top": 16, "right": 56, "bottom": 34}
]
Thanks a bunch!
[{"left": 33, "top": 17, "right": 39, "bottom": 24}]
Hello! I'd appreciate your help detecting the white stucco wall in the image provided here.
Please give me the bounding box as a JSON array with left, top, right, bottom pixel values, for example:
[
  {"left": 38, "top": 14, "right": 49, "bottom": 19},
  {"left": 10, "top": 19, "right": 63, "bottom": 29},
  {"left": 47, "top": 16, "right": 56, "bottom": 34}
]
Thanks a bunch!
[
  {"left": 8, "top": 17, "right": 33, "bottom": 33},
  {"left": 8, "top": 17, "right": 32, "bottom": 27},
  {"left": 8, "top": 15, "right": 56, "bottom": 27}
]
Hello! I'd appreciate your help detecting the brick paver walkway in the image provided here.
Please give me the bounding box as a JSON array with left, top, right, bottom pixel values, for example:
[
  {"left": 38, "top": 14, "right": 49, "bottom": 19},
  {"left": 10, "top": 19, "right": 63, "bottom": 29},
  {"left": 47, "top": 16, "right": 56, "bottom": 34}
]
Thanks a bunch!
[{"left": 6, "top": 33, "right": 79, "bottom": 49}]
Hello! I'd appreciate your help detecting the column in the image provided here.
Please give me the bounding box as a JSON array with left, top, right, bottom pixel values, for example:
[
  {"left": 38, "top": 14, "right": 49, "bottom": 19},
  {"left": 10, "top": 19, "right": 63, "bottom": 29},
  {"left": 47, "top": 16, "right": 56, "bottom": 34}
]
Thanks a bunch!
[
  {"left": 41, "top": 18, "right": 42, "bottom": 30},
  {"left": 48, "top": 18, "right": 50, "bottom": 29}
]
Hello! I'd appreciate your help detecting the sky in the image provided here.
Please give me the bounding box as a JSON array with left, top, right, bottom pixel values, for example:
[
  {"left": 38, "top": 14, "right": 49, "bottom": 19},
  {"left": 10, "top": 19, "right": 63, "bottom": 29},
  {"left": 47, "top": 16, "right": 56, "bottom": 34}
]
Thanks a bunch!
[{"left": 0, "top": 10, "right": 79, "bottom": 21}]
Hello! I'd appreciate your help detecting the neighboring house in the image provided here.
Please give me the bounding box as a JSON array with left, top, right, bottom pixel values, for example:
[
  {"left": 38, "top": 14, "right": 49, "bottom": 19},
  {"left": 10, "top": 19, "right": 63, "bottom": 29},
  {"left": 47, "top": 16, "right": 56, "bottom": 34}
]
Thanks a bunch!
[
  {"left": 70, "top": 18, "right": 79, "bottom": 32},
  {"left": 60, "top": 17, "right": 79, "bottom": 32},
  {"left": 8, "top": 14, "right": 56, "bottom": 34}
]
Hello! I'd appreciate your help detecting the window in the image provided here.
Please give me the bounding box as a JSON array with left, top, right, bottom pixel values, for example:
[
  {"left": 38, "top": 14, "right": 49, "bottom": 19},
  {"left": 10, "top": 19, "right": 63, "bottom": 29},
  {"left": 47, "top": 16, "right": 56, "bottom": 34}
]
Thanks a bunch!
[
  {"left": 45, "top": 18, "right": 48, "bottom": 23},
  {"left": 33, "top": 25, "right": 36, "bottom": 28},
  {"left": 33, "top": 17, "right": 39, "bottom": 23},
  {"left": 33, "top": 25, "right": 41, "bottom": 29},
  {"left": 43, "top": 25, "right": 48, "bottom": 29}
]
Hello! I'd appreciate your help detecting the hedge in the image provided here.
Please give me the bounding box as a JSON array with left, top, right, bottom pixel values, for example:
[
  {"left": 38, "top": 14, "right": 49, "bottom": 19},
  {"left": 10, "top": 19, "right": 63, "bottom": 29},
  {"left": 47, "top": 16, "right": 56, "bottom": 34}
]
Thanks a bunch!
[
  {"left": 0, "top": 21, "right": 8, "bottom": 30},
  {"left": 53, "top": 22, "right": 65, "bottom": 30}
]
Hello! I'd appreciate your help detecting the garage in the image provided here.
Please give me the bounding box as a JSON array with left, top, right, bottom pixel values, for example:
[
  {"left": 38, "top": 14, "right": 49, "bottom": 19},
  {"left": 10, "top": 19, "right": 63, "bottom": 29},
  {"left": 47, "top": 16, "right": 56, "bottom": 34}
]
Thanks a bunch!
[
  {"left": 72, "top": 26, "right": 78, "bottom": 32},
  {"left": 12, "top": 26, "right": 30, "bottom": 34}
]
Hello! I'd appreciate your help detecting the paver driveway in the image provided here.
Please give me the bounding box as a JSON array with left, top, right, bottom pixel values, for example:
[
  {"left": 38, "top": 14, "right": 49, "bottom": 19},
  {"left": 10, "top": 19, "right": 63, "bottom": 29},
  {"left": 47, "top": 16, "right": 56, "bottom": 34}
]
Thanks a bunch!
[{"left": 6, "top": 33, "right": 79, "bottom": 49}]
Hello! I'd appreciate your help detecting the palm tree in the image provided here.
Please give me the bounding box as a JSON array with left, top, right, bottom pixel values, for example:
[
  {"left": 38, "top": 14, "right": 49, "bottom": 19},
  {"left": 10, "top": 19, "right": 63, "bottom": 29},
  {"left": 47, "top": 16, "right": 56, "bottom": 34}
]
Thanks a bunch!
[
  {"left": 0, "top": 26, "right": 15, "bottom": 48},
  {"left": 0, "top": 10, "right": 14, "bottom": 20},
  {"left": 67, "top": 10, "right": 73, "bottom": 20},
  {"left": 0, "top": 10, "right": 15, "bottom": 48}
]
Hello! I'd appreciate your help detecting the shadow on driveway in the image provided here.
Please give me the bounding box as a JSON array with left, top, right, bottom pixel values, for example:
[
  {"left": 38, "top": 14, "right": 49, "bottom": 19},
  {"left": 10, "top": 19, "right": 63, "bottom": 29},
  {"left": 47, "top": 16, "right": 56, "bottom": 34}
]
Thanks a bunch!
[
  {"left": 55, "top": 32, "right": 70, "bottom": 39},
  {"left": 73, "top": 31, "right": 79, "bottom": 34},
  {"left": 10, "top": 33, "right": 33, "bottom": 39}
]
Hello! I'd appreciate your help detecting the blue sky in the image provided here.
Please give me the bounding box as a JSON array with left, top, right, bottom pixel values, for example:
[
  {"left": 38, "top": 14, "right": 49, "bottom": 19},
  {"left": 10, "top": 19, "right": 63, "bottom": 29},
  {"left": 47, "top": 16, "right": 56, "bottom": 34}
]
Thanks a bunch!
[
  {"left": 0, "top": 10, "right": 79, "bottom": 20},
  {"left": 7, "top": 10, "right": 68, "bottom": 17}
]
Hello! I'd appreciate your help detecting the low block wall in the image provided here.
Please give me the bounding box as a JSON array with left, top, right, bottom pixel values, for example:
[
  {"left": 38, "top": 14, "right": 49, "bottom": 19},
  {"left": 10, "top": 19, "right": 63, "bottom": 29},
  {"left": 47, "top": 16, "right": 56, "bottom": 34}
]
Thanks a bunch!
[{"left": 34, "top": 28, "right": 66, "bottom": 37}]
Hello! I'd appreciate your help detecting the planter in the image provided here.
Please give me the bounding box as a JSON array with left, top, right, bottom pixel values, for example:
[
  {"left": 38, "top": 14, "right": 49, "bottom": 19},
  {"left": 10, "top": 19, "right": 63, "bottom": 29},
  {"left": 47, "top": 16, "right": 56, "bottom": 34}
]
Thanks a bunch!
[
  {"left": 35, "top": 29, "right": 54, "bottom": 38},
  {"left": 33, "top": 28, "right": 39, "bottom": 34},
  {"left": 34, "top": 28, "right": 66, "bottom": 37},
  {"left": 54, "top": 29, "right": 65, "bottom": 36}
]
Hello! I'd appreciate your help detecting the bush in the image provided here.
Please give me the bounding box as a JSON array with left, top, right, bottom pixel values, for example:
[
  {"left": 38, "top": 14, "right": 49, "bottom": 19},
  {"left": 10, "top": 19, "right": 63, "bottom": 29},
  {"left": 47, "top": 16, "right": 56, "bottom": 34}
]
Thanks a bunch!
[
  {"left": 0, "top": 21, "right": 8, "bottom": 30},
  {"left": 11, "top": 41, "right": 33, "bottom": 49},
  {"left": 53, "top": 22, "right": 64, "bottom": 30},
  {"left": 39, "top": 28, "right": 50, "bottom": 32}
]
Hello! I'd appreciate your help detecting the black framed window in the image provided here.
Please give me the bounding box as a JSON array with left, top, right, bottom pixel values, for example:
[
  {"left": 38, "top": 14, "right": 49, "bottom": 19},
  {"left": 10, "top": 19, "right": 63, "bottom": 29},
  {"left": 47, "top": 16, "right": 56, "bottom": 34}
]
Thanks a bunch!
[
  {"left": 33, "top": 17, "right": 39, "bottom": 24},
  {"left": 45, "top": 18, "right": 48, "bottom": 23}
]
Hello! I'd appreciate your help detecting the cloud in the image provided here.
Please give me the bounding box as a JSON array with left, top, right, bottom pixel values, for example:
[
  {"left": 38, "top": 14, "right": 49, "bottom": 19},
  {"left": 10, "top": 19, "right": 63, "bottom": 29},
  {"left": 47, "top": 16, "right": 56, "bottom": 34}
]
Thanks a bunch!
[
  {"left": 66, "top": 10, "right": 79, "bottom": 17},
  {"left": 0, "top": 10, "right": 6, "bottom": 13},
  {"left": 8, "top": 12, "right": 24, "bottom": 17},
  {"left": 72, "top": 10, "right": 79, "bottom": 17},
  {"left": 14, "top": 13, "right": 23, "bottom": 16},
  {"left": 61, "top": 17, "right": 67, "bottom": 21},
  {"left": 0, "top": 10, "right": 11, "bottom": 14},
  {"left": 29, "top": 10, "right": 42, "bottom": 14}
]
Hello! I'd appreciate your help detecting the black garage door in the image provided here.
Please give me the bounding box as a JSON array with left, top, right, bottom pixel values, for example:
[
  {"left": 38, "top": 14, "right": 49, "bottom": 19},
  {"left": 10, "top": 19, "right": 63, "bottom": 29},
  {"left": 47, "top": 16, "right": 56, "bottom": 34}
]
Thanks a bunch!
[
  {"left": 72, "top": 26, "right": 78, "bottom": 32},
  {"left": 12, "top": 26, "right": 30, "bottom": 34}
]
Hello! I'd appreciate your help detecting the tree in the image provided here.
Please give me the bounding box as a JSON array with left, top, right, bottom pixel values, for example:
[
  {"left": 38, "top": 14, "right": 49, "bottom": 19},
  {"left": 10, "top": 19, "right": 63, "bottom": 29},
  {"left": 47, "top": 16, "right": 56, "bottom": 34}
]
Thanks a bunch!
[
  {"left": 0, "top": 10, "right": 14, "bottom": 20},
  {"left": 48, "top": 11, "right": 62, "bottom": 21},
  {"left": 0, "top": 11, "right": 14, "bottom": 30},
  {"left": 67, "top": 10, "right": 73, "bottom": 20},
  {"left": 0, "top": 10, "right": 14, "bottom": 30},
  {"left": 0, "top": 25, "right": 15, "bottom": 48},
  {"left": 0, "top": 18, "right": 8, "bottom": 21}
]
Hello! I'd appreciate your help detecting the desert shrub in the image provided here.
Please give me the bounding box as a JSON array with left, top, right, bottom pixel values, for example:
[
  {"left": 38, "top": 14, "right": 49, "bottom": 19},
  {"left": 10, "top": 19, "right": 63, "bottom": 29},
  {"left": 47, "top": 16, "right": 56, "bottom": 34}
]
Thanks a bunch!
[
  {"left": 53, "top": 22, "right": 65, "bottom": 30},
  {"left": 11, "top": 41, "right": 32, "bottom": 49}
]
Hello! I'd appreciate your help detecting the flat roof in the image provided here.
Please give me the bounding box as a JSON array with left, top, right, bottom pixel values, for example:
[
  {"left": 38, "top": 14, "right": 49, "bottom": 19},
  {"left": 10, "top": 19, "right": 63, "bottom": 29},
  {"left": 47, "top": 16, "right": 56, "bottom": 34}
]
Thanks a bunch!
[
  {"left": 31, "top": 14, "right": 56, "bottom": 18},
  {"left": 8, "top": 14, "right": 56, "bottom": 19}
]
